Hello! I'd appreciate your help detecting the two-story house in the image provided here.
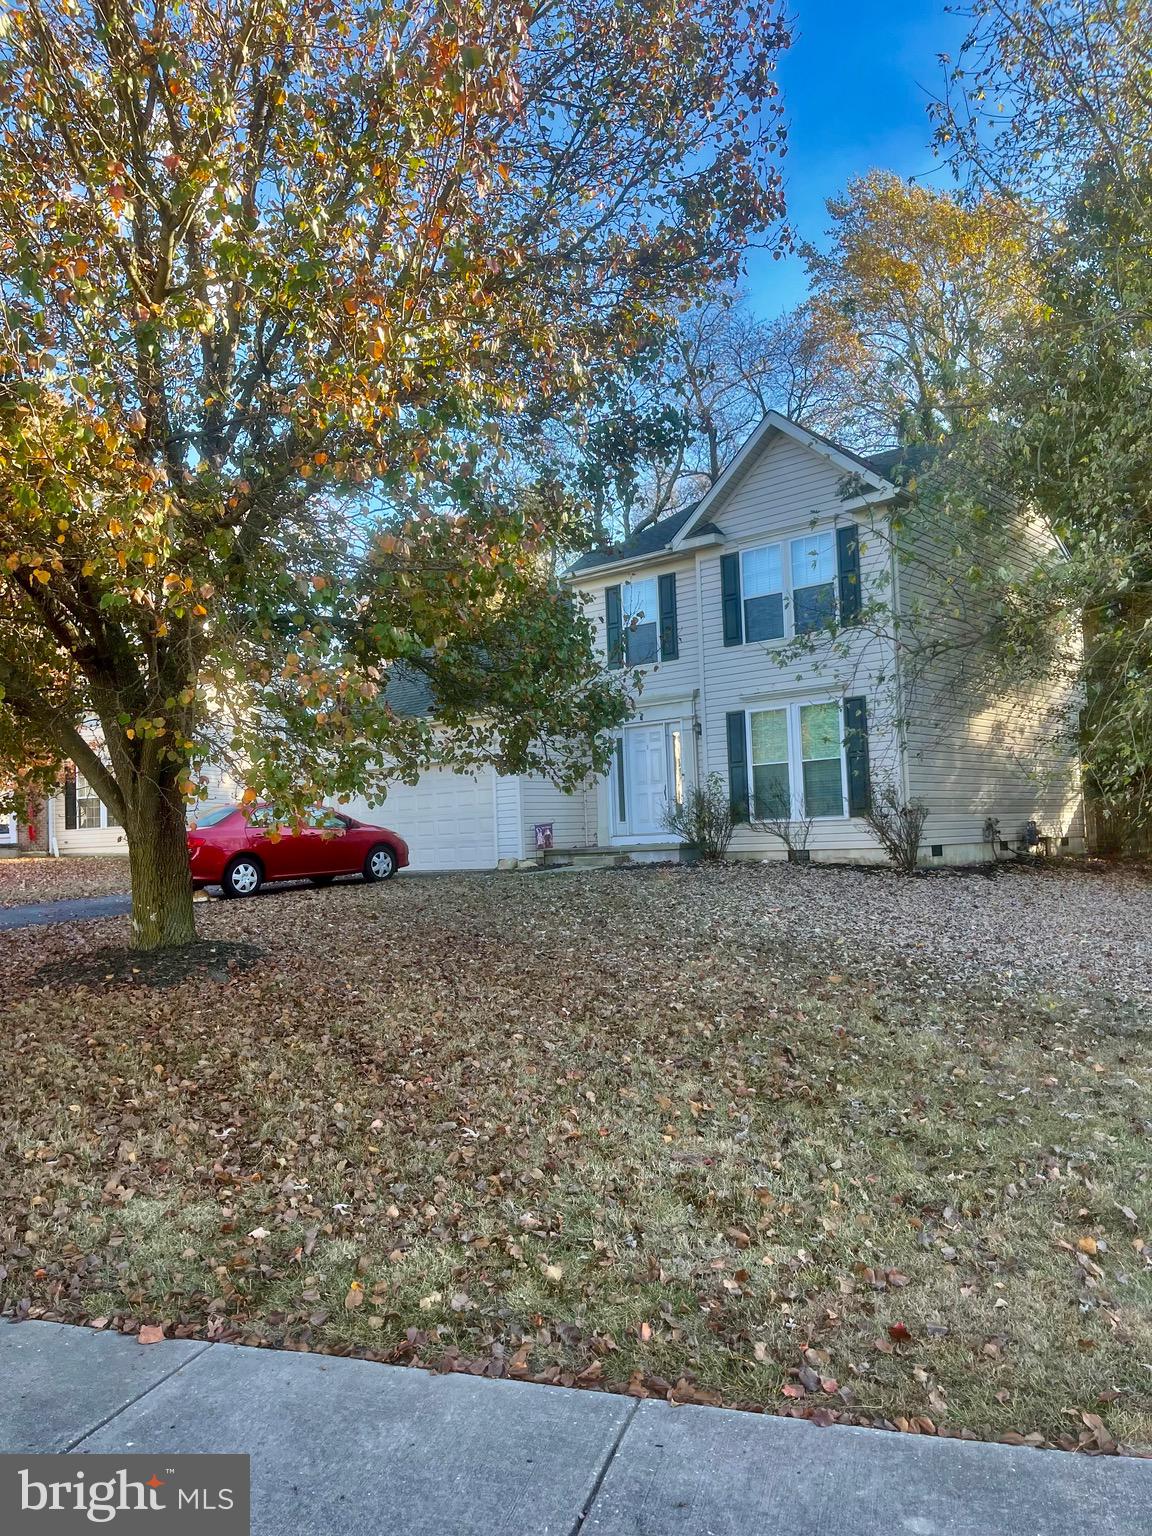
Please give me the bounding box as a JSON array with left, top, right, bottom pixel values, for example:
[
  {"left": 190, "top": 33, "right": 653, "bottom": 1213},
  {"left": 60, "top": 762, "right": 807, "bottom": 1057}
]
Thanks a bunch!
[
  {"left": 556, "top": 411, "right": 1083, "bottom": 865},
  {"left": 34, "top": 412, "right": 1082, "bottom": 872}
]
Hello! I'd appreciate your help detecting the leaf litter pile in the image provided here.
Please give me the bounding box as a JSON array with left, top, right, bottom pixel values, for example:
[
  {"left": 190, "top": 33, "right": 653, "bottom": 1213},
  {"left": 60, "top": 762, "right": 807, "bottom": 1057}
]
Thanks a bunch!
[
  {"left": 0, "top": 855, "right": 130, "bottom": 908},
  {"left": 1, "top": 863, "right": 1149, "bottom": 1454}
]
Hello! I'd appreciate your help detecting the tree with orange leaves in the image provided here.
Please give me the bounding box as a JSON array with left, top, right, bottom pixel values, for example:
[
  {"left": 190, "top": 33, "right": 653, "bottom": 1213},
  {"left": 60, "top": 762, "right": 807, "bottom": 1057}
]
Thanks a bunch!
[
  {"left": 805, "top": 171, "right": 1040, "bottom": 439},
  {"left": 0, "top": 0, "right": 789, "bottom": 946}
]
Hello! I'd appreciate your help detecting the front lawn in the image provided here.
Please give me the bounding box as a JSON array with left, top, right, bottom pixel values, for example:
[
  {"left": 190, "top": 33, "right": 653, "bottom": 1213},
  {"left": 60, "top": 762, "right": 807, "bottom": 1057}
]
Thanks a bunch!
[
  {"left": 1, "top": 864, "right": 1149, "bottom": 1451},
  {"left": 0, "top": 855, "right": 130, "bottom": 907}
]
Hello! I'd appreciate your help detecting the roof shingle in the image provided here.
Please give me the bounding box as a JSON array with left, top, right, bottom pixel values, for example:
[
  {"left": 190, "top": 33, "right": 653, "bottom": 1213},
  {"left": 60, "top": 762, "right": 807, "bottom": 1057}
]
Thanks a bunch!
[{"left": 565, "top": 502, "right": 720, "bottom": 576}]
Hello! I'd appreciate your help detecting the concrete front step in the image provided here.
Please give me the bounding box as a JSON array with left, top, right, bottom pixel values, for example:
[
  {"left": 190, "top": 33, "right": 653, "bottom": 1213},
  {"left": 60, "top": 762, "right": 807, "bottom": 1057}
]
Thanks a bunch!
[{"left": 535, "top": 843, "right": 690, "bottom": 870}]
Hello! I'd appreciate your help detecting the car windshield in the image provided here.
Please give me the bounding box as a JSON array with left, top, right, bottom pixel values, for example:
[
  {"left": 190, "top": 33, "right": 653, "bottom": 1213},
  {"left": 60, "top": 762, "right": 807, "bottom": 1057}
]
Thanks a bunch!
[{"left": 189, "top": 804, "right": 237, "bottom": 828}]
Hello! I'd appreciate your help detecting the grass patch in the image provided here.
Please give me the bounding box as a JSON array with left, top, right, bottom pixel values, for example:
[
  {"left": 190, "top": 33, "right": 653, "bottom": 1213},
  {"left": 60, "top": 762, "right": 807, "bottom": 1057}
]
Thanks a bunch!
[{"left": 1, "top": 866, "right": 1149, "bottom": 1450}]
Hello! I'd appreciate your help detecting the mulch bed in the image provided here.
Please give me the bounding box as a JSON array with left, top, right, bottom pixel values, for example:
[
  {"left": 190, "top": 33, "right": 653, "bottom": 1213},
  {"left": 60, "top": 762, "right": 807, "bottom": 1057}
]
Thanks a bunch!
[{"left": 32, "top": 940, "right": 262, "bottom": 991}]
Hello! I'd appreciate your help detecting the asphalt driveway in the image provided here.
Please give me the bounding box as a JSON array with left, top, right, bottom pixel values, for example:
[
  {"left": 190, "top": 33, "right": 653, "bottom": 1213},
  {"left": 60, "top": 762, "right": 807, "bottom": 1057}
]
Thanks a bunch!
[{"left": 0, "top": 892, "right": 133, "bottom": 929}]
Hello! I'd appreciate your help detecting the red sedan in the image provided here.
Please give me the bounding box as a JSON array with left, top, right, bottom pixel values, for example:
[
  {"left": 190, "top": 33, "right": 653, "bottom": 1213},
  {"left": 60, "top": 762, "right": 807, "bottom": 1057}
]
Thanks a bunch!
[{"left": 187, "top": 804, "right": 409, "bottom": 898}]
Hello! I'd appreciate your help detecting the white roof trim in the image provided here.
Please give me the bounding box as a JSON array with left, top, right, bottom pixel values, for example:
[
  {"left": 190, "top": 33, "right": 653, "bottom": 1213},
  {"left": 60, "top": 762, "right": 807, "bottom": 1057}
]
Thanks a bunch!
[{"left": 669, "top": 412, "right": 897, "bottom": 550}]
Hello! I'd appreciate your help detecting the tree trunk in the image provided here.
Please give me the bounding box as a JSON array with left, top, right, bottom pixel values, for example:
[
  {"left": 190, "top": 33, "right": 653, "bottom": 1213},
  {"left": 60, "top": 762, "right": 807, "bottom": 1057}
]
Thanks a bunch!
[{"left": 125, "top": 777, "right": 197, "bottom": 949}]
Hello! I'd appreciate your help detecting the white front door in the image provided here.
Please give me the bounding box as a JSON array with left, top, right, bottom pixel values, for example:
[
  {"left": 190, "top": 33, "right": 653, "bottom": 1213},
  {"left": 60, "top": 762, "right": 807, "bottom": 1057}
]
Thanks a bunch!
[{"left": 624, "top": 725, "right": 670, "bottom": 836}]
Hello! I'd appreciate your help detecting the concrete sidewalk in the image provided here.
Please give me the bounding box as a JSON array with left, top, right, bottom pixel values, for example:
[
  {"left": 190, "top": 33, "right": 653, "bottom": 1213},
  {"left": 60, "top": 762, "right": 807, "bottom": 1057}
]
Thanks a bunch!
[{"left": 2, "top": 1323, "right": 1148, "bottom": 1534}]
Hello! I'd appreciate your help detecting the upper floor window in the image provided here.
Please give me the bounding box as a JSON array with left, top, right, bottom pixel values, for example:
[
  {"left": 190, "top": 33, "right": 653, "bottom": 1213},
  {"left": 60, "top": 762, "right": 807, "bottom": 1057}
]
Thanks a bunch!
[
  {"left": 722, "top": 523, "right": 860, "bottom": 647},
  {"left": 741, "top": 545, "right": 784, "bottom": 642},
  {"left": 622, "top": 577, "right": 659, "bottom": 665},
  {"left": 605, "top": 573, "right": 679, "bottom": 668},
  {"left": 791, "top": 532, "right": 837, "bottom": 635}
]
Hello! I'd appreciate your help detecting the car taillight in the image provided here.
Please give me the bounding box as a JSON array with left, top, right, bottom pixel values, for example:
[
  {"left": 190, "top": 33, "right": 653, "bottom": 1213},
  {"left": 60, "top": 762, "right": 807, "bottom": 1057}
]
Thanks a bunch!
[{"left": 187, "top": 835, "right": 206, "bottom": 849}]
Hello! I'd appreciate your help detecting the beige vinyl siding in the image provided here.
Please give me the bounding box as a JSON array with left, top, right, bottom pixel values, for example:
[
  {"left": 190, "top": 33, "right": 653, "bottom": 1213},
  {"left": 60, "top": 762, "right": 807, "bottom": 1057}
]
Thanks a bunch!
[
  {"left": 694, "top": 430, "right": 878, "bottom": 548},
  {"left": 519, "top": 775, "right": 595, "bottom": 851},
  {"left": 903, "top": 697, "right": 1083, "bottom": 851},
  {"left": 53, "top": 789, "right": 129, "bottom": 856},
  {"left": 895, "top": 514, "right": 1083, "bottom": 852},
  {"left": 495, "top": 774, "right": 524, "bottom": 861},
  {"left": 199, "top": 763, "right": 243, "bottom": 803}
]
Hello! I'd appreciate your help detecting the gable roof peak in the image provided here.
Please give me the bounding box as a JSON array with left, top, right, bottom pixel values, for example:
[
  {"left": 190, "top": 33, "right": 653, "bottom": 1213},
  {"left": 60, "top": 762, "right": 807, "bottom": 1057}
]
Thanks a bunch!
[{"left": 669, "top": 412, "right": 899, "bottom": 550}]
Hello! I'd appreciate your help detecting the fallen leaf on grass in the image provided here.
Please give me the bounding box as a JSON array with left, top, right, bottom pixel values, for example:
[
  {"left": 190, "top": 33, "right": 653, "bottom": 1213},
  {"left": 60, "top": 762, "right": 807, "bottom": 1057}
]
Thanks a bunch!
[{"left": 1080, "top": 1411, "right": 1117, "bottom": 1453}]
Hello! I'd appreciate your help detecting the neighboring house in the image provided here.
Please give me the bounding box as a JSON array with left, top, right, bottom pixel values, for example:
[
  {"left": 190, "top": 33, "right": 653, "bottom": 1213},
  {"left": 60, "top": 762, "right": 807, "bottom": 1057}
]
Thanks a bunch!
[
  {"left": 0, "top": 796, "right": 49, "bottom": 858},
  {"left": 44, "top": 757, "right": 254, "bottom": 860},
  {"left": 35, "top": 412, "right": 1084, "bottom": 870}
]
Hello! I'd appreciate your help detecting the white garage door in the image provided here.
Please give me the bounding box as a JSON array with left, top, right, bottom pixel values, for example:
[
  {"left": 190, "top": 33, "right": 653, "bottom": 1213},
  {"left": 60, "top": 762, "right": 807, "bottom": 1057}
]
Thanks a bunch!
[{"left": 340, "top": 767, "right": 497, "bottom": 872}]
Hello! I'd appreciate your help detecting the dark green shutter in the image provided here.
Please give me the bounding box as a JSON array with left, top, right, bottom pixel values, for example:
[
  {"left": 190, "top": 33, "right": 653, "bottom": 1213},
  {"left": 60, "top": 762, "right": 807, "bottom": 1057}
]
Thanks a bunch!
[
  {"left": 721, "top": 553, "right": 743, "bottom": 646},
  {"left": 615, "top": 738, "right": 627, "bottom": 822},
  {"left": 836, "top": 524, "right": 862, "bottom": 625},
  {"left": 844, "top": 696, "right": 871, "bottom": 814},
  {"left": 605, "top": 584, "right": 623, "bottom": 669},
  {"left": 64, "top": 765, "right": 77, "bottom": 830},
  {"left": 726, "top": 711, "right": 749, "bottom": 822},
  {"left": 658, "top": 572, "right": 678, "bottom": 660}
]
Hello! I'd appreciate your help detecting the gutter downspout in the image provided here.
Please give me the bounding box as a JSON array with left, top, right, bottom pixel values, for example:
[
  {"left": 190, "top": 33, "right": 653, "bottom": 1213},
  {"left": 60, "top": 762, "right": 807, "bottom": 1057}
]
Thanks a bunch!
[
  {"left": 47, "top": 790, "right": 59, "bottom": 856},
  {"left": 695, "top": 556, "right": 708, "bottom": 787},
  {"left": 887, "top": 513, "right": 913, "bottom": 808}
]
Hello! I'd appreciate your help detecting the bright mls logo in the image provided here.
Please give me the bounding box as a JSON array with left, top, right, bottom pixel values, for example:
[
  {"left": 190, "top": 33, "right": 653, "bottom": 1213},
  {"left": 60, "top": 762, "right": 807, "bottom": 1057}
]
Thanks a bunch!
[{"left": 1, "top": 1455, "right": 249, "bottom": 1533}]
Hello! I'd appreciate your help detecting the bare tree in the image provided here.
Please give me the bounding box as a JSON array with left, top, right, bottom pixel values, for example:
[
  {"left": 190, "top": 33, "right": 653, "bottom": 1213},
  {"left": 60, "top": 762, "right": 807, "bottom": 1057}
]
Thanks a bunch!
[
  {"left": 749, "top": 783, "right": 814, "bottom": 861},
  {"left": 662, "top": 772, "right": 735, "bottom": 861},
  {"left": 863, "top": 783, "right": 930, "bottom": 873},
  {"left": 570, "top": 294, "right": 896, "bottom": 547}
]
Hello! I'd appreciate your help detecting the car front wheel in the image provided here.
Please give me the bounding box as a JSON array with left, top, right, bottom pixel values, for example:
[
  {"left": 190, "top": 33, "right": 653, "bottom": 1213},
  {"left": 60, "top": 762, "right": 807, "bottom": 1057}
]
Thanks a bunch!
[
  {"left": 221, "top": 857, "right": 263, "bottom": 898},
  {"left": 363, "top": 844, "right": 396, "bottom": 882}
]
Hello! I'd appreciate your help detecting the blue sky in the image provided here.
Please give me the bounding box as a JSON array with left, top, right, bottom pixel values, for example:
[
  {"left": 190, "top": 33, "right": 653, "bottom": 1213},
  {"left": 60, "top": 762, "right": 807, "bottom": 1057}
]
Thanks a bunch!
[{"left": 742, "top": 0, "right": 969, "bottom": 319}]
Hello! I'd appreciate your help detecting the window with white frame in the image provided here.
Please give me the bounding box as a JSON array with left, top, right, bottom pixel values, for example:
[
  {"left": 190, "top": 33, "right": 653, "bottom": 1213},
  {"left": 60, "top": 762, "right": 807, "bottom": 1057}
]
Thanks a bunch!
[
  {"left": 798, "top": 701, "right": 845, "bottom": 817},
  {"left": 75, "top": 772, "right": 120, "bottom": 829},
  {"left": 738, "top": 530, "right": 839, "bottom": 643},
  {"left": 748, "top": 700, "right": 847, "bottom": 820},
  {"left": 750, "top": 708, "right": 791, "bottom": 818},
  {"left": 790, "top": 531, "right": 837, "bottom": 635},
  {"left": 669, "top": 724, "right": 684, "bottom": 806},
  {"left": 741, "top": 545, "right": 784, "bottom": 642},
  {"left": 622, "top": 576, "right": 659, "bottom": 664}
]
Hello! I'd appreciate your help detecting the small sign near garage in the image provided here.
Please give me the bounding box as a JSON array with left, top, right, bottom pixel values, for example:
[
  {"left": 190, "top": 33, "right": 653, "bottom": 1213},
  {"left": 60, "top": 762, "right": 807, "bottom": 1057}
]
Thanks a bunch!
[{"left": 534, "top": 822, "right": 554, "bottom": 851}]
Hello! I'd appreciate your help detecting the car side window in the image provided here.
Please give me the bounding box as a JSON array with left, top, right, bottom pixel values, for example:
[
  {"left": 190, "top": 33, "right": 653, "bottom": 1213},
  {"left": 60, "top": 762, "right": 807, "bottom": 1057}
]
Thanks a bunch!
[
  {"left": 303, "top": 808, "right": 346, "bottom": 831},
  {"left": 247, "top": 806, "right": 292, "bottom": 832}
]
